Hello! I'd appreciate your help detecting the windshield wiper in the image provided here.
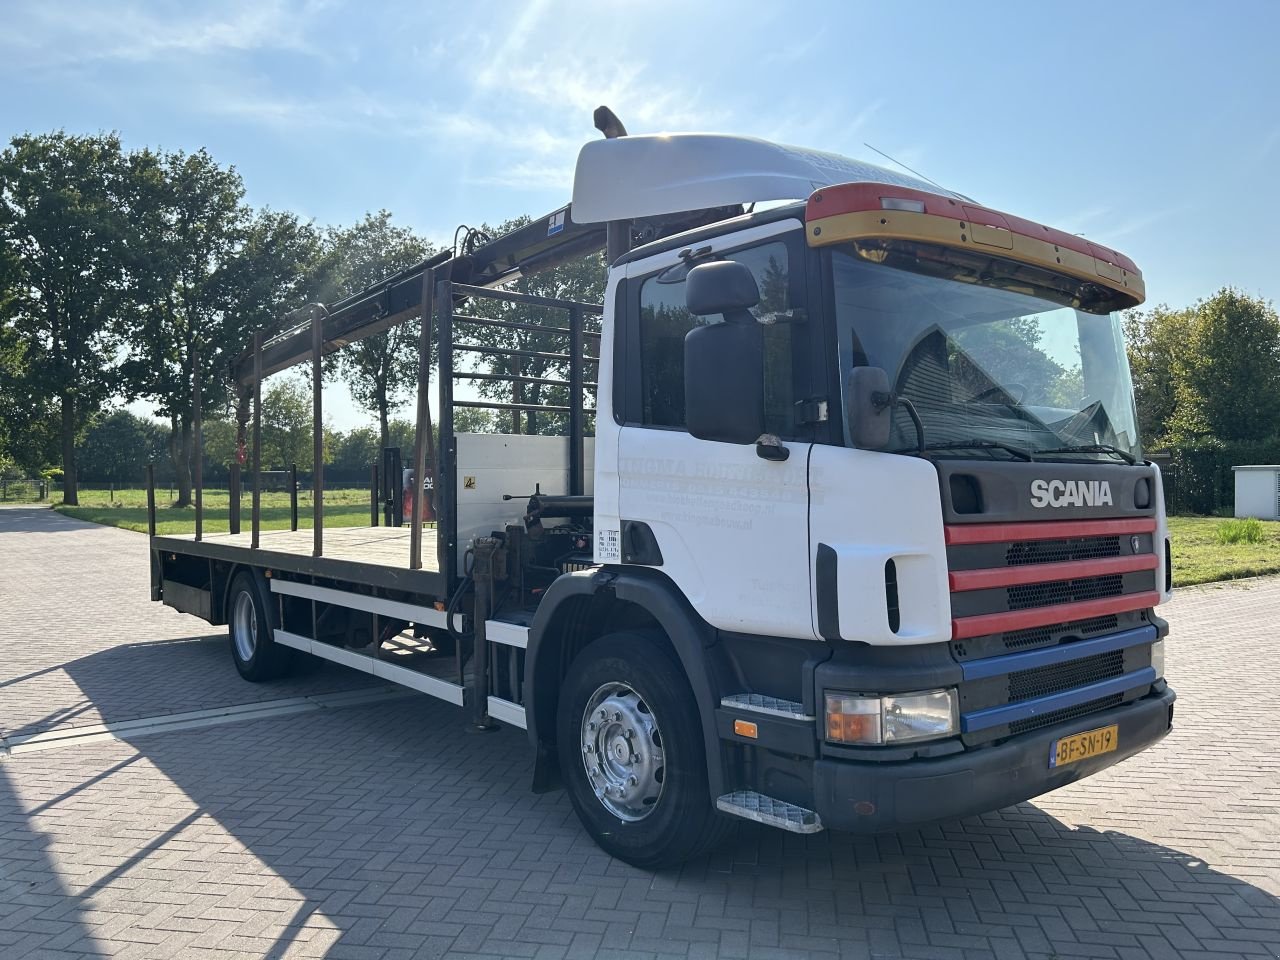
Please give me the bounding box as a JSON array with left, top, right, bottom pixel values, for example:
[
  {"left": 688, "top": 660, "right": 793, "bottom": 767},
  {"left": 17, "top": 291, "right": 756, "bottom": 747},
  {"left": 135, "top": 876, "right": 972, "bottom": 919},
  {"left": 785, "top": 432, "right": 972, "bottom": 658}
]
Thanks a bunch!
[
  {"left": 1037, "top": 443, "right": 1137, "bottom": 465},
  {"left": 891, "top": 439, "right": 1035, "bottom": 461}
]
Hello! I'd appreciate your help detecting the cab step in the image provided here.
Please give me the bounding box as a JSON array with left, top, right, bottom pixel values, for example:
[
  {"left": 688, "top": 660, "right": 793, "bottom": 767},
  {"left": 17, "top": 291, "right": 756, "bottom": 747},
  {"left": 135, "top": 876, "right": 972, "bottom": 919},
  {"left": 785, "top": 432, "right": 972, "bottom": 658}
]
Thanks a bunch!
[
  {"left": 720, "top": 693, "right": 813, "bottom": 721},
  {"left": 715, "top": 790, "right": 823, "bottom": 834}
]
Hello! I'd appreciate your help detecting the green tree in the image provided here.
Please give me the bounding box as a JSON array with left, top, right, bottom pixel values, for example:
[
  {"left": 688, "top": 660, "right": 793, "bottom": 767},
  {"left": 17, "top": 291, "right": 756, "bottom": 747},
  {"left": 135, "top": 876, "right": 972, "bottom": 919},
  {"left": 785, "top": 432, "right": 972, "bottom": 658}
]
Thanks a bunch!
[
  {"left": 200, "top": 417, "right": 239, "bottom": 478},
  {"left": 120, "top": 151, "right": 321, "bottom": 506},
  {"left": 1123, "top": 304, "right": 1195, "bottom": 445},
  {"left": 320, "top": 212, "right": 432, "bottom": 450},
  {"left": 77, "top": 409, "right": 159, "bottom": 483},
  {"left": 1165, "top": 289, "right": 1280, "bottom": 443},
  {"left": 262, "top": 376, "right": 331, "bottom": 470},
  {"left": 0, "top": 132, "right": 136, "bottom": 502},
  {"left": 330, "top": 425, "right": 380, "bottom": 476}
]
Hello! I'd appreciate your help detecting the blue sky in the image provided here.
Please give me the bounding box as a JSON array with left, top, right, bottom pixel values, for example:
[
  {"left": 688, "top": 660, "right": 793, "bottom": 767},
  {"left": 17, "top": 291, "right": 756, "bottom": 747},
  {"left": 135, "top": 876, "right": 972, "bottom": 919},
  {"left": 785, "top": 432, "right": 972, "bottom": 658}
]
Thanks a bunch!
[{"left": 2, "top": 0, "right": 1277, "bottom": 431}]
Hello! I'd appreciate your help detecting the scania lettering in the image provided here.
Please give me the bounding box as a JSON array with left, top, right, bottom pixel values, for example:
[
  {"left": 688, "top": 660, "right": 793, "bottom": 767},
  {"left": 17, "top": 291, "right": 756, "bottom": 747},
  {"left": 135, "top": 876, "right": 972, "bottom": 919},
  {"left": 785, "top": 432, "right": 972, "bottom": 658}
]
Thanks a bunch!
[
  {"left": 147, "top": 108, "right": 1175, "bottom": 868},
  {"left": 1030, "top": 479, "right": 1115, "bottom": 508}
]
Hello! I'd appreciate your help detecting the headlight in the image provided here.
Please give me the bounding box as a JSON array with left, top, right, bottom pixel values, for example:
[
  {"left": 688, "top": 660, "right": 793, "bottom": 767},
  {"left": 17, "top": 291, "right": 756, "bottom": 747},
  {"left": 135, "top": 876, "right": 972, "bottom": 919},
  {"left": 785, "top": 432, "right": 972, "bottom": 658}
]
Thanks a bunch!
[
  {"left": 825, "top": 689, "right": 958, "bottom": 745},
  {"left": 1151, "top": 639, "right": 1165, "bottom": 679}
]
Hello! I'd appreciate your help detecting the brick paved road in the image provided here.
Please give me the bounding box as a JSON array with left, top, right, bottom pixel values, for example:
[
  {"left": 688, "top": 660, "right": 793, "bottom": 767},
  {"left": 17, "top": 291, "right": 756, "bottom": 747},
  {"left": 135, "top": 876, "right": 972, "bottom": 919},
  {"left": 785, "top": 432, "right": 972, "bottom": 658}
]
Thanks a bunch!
[{"left": 1, "top": 506, "right": 1277, "bottom": 959}]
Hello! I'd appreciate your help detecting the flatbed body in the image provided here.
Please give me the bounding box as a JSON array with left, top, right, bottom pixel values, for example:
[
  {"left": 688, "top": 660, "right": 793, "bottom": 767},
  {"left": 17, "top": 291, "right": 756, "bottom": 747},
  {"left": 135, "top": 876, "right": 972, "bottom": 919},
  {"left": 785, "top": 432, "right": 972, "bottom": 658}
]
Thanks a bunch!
[{"left": 152, "top": 527, "right": 447, "bottom": 597}]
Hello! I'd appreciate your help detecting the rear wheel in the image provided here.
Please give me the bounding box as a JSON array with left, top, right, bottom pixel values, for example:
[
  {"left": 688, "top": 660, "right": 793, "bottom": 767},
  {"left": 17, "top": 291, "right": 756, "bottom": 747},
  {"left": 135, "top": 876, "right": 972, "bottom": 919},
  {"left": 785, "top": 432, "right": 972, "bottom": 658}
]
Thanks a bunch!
[
  {"left": 557, "top": 631, "right": 732, "bottom": 868},
  {"left": 228, "top": 571, "right": 293, "bottom": 681}
]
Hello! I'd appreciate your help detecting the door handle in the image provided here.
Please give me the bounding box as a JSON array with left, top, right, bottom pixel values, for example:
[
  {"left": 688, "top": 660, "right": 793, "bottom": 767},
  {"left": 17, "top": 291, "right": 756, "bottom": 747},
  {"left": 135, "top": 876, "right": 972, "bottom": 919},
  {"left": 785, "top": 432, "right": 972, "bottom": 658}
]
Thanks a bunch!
[{"left": 755, "top": 434, "right": 790, "bottom": 462}]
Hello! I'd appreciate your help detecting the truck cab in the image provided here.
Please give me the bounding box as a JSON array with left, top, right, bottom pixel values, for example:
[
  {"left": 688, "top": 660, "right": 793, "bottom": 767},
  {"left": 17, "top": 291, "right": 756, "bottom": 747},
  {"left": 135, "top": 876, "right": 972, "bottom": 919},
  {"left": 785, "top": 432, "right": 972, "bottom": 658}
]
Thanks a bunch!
[{"left": 531, "top": 133, "right": 1173, "bottom": 864}]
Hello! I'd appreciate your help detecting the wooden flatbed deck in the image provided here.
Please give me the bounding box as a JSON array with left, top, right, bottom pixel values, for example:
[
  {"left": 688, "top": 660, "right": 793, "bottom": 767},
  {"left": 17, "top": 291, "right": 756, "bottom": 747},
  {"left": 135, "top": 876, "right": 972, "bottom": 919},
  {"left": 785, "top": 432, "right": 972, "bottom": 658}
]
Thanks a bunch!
[{"left": 152, "top": 525, "right": 449, "bottom": 596}]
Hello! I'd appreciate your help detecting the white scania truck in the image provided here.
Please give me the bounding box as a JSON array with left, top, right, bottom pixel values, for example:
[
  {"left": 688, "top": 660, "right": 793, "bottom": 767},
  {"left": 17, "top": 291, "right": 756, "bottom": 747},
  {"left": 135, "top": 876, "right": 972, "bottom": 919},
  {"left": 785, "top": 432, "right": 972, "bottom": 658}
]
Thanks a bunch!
[{"left": 149, "top": 109, "right": 1175, "bottom": 868}]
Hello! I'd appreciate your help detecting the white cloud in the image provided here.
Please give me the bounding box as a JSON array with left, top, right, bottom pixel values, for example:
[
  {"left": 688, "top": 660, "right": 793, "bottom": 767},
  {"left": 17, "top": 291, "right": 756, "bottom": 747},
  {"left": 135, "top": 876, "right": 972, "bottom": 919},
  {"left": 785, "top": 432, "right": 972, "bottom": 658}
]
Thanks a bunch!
[
  {"left": 466, "top": 159, "right": 576, "bottom": 190},
  {"left": 1, "top": 0, "right": 320, "bottom": 70}
]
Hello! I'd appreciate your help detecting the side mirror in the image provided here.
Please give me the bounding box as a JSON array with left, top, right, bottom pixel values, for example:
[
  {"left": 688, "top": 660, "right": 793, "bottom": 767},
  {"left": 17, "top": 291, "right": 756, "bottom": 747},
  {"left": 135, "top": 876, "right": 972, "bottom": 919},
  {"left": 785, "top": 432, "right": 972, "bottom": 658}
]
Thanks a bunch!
[
  {"left": 846, "top": 366, "right": 892, "bottom": 450},
  {"left": 685, "top": 260, "right": 759, "bottom": 319},
  {"left": 683, "top": 261, "right": 764, "bottom": 444}
]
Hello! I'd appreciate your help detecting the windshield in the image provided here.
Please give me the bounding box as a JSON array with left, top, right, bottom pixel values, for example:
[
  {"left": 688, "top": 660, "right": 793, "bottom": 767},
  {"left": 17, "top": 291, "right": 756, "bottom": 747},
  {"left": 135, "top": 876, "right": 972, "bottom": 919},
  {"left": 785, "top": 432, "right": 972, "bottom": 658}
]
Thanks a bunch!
[{"left": 831, "top": 247, "right": 1141, "bottom": 463}]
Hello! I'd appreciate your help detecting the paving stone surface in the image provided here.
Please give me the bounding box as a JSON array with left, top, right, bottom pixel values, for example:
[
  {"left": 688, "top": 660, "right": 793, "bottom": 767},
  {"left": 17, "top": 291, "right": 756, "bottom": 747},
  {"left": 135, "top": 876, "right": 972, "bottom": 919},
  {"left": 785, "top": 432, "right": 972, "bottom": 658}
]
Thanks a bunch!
[
  {"left": 1, "top": 505, "right": 1277, "bottom": 959},
  {"left": 0, "top": 507, "right": 379, "bottom": 741}
]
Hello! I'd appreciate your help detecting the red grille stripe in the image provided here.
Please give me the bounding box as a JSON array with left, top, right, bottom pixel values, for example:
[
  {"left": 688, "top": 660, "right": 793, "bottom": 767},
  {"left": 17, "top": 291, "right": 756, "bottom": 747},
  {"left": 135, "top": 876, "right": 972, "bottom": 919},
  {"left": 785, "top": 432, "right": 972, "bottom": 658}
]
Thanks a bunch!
[
  {"left": 948, "top": 553, "right": 1159, "bottom": 592},
  {"left": 951, "top": 591, "right": 1161, "bottom": 640},
  {"left": 945, "top": 518, "right": 1157, "bottom": 546}
]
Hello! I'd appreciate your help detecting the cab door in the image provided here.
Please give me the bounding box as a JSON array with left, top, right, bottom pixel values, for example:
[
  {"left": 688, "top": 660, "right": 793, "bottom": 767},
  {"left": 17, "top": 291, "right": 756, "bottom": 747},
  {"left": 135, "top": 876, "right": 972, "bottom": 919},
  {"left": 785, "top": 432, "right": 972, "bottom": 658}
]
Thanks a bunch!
[{"left": 610, "top": 221, "right": 819, "bottom": 640}]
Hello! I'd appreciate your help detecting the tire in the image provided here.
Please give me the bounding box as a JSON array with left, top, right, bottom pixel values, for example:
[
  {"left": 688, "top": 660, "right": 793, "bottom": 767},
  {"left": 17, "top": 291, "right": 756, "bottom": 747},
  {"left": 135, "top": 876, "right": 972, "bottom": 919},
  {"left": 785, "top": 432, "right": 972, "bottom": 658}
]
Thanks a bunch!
[
  {"left": 557, "top": 630, "right": 733, "bottom": 868},
  {"left": 227, "top": 571, "right": 293, "bottom": 682}
]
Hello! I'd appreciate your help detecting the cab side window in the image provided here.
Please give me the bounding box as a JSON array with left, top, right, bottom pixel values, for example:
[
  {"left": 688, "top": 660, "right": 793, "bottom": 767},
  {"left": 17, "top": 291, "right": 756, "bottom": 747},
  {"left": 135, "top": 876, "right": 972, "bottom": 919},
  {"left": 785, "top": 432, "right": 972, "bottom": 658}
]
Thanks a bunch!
[{"left": 635, "top": 240, "right": 796, "bottom": 435}]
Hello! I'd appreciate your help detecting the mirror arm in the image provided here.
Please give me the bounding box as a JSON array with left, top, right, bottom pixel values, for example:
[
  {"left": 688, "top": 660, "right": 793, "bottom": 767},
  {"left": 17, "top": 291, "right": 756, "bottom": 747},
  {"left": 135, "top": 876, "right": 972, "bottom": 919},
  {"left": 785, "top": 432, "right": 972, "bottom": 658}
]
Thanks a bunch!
[
  {"left": 871, "top": 390, "right": 925, "bottom": 453},
  {"left": 898, "top": 396, "right": 926, "bottom": 453}
]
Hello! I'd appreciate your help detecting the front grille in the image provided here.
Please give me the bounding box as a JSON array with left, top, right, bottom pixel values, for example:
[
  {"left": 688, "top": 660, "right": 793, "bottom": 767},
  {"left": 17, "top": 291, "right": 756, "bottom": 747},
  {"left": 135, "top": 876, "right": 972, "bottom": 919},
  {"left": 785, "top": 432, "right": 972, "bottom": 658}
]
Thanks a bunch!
[
  {"left": 1008, "top": 573, "right": 1123, "bottom": 610},
  {"left": 1006, "top": 536, "right": 1120, "bottom": 566},
  {"left": 1009, "top": 693, "right": 1123, "bottom": 735},
  {"left": 1002, "top": 614, "right": 1119, "bottom": 651},
  {"left": 1008, "top": 650, "right": 1125, "bottom": 702}
]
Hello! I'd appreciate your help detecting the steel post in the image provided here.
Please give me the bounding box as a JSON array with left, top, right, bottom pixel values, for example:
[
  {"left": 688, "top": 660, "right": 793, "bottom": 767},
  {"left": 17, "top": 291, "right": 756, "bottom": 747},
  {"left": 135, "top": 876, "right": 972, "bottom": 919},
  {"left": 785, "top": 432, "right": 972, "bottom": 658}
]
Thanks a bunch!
[
  {"left": 146, "top": 463, "right": 156, "bottom": 537},
  {"left": 290, "top": 463, "right": 298, "bottom": 532},
  {"left": 370, "top": 464, "right": 379, "bottom": 526},
  {"left": 436, "top": 275, "right": 455, "bottom": 584},
  {"left": 409, "top": 267, "right": 435, "bottom": 569},
  {"left": 228, "top": 464, "right": 240, "bottom": 535},
  {"left": 252, "top": 330, "right": 263, "bottom": 549},
  {"left": 569, "top": 305, "right": 585, "bottom": 496},
  {"left": 193, "top": 350, "right": 203, "bottom": 542},
  {"left": 468, "top": 537, "right": 501, "bottom": 731},
  {"left": 311, "top": 306, "right": 326, "bottom": 556}
]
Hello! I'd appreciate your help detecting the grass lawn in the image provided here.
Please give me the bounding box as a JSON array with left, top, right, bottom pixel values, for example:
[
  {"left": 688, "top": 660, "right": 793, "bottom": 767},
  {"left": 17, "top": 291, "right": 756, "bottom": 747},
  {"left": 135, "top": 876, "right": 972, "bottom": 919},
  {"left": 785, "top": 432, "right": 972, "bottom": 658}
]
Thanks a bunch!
[
  {"left": 55, "top": 487, "right": 375, "bottom": 535},
  {"left": 50, "top": 490, "right": 1280, "bottom": 588},
  {"left": 1168, "top": 515, "right": 1280, "bottom": 587}
]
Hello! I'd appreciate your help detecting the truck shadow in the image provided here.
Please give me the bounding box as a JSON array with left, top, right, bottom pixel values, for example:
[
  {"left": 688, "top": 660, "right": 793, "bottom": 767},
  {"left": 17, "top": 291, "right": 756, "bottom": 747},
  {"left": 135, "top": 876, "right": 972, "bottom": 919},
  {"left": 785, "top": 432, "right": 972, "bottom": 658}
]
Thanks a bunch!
[
  {"left": 6, "top": 644, "right": 1278, "bottom": 957},
  {"left": 1, "top": 634, "right": 379, "bottom": 741}
]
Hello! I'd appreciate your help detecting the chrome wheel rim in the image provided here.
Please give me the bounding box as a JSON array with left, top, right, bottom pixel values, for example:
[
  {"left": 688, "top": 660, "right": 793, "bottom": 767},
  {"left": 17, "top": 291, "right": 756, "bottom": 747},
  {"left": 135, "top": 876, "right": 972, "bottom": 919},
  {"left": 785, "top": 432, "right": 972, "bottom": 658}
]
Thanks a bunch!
[
  {"left": 232, "top": 590, "right": 258, "bottom": 662},
  {"left": 580, "top": 682, "right": 665, "bottom": 821}
]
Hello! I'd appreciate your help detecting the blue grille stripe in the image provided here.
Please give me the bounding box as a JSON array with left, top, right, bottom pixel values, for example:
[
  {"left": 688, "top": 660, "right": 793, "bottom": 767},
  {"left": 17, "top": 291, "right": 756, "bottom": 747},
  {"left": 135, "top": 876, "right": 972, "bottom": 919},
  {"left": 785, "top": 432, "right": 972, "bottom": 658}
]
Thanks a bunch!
[
  {"left": 961, "top": 667, "right": 1157, "bottom": 733},
  {"left": 960, "top": 625, "right": 1157, "bottom": 681}
]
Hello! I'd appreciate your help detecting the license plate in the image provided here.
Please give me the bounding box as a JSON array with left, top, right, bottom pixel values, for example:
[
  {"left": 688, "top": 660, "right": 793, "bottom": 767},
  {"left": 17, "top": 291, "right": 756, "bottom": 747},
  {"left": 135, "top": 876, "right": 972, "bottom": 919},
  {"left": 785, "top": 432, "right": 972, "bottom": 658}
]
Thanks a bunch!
[{"left": 1049, "top": 724, "right": 1118, "bottom": 768}]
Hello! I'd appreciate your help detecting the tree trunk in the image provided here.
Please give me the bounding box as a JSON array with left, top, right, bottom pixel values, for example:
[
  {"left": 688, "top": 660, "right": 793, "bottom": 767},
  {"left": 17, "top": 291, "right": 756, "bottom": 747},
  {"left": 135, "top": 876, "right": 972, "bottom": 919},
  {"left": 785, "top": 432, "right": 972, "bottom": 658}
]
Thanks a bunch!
[
  {"left": 60, "top": 393, "right": 79, "bottom": 506},
  {"left": 378, "top": 404, "right": 390, "bottom": 453},
  {"left": 169, "top": 416, "right": 193, "bottom": 507}
]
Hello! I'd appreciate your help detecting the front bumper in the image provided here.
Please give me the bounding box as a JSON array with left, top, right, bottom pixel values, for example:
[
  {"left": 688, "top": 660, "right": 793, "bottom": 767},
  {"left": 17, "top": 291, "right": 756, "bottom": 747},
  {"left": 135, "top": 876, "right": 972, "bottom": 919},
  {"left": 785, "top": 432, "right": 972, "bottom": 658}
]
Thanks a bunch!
[{"left": 811, "top": 685, "right": 1175, "bottom": 832}]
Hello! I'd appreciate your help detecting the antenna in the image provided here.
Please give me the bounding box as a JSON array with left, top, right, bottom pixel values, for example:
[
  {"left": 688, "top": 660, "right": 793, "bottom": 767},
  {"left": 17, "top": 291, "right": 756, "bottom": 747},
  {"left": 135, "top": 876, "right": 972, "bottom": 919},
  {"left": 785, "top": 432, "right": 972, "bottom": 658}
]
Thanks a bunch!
[{"left": 863, "top": 142, "right": 950, "bottom": 193}]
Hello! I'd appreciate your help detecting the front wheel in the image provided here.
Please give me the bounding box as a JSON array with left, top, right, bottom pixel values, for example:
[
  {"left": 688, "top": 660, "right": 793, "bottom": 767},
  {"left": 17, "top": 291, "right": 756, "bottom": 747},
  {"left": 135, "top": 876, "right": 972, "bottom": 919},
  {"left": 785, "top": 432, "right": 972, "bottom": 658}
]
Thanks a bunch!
[{"left": 556, "top": 631, "right": 732, "bottom": 868}]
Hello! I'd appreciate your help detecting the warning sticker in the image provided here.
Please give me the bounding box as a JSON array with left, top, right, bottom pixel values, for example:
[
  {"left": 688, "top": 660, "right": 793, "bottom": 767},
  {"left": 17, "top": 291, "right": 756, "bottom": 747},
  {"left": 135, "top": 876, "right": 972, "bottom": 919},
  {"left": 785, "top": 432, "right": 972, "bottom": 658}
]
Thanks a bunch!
[
  {"left": 547, "top": 209, "right": 566, "bottom": 237},
  {"left": 596, "top": 528, "right": 621, "bottom": 562},
  {"left": 463, "top": 476, "right": 476, "bottom": 490}
]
